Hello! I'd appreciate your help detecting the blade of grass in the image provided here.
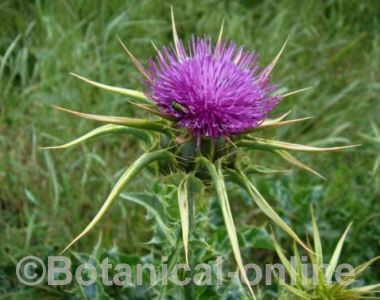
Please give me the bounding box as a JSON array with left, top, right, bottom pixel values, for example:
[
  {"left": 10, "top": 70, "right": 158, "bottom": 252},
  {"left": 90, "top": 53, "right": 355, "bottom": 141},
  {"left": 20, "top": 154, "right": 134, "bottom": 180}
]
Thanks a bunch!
[
  {"left": 43, "top": 151, "right": 60, "bottom": 212},
  {"left": 0, "top": 34, "right": 21, "bottom": 79}
]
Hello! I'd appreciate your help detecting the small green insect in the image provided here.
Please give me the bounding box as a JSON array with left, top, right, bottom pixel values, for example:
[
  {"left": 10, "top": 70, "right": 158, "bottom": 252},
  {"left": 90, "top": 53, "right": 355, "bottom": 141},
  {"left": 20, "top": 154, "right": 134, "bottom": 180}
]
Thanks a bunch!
[{"left": 171, "top": 100, "right": 188, "bottom": 113}]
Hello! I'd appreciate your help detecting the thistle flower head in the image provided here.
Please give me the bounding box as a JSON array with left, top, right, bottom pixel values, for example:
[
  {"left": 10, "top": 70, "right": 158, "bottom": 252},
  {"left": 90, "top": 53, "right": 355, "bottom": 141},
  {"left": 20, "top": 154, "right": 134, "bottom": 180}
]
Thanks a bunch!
[{"left": 147, "top": 37, "right": 281, "bottom": 137}]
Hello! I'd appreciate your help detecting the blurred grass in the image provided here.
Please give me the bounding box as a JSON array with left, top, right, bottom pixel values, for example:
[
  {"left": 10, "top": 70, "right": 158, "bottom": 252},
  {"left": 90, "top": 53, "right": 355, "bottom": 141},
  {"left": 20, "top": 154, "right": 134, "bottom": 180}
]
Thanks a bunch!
[{"left": 1, "top": 0, "right": 380, "bottom": 298}]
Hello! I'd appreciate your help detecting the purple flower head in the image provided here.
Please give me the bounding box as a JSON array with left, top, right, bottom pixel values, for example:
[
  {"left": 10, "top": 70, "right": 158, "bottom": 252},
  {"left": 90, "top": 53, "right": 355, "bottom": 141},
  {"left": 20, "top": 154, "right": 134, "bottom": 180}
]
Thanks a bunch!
[{"left": 147, "top": 36, "right": 282, "bottom": 137}]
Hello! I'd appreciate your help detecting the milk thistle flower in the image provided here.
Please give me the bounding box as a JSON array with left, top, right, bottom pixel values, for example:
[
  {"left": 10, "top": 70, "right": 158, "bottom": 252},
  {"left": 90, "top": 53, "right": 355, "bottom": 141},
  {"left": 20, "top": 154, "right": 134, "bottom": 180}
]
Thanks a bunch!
[
  {"left": 147, "top": 36, "right": 280, "bottom": 138},
  {"left": 43, "top": 9, "right": 358, "bottom": 299}
]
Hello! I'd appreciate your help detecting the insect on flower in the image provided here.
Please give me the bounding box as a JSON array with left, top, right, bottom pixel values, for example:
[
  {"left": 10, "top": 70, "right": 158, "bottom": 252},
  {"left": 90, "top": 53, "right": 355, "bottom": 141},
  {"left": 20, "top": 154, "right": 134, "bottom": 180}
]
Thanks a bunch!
[{"left": 43, "top": 8, "right": 359, "bottom": 299}]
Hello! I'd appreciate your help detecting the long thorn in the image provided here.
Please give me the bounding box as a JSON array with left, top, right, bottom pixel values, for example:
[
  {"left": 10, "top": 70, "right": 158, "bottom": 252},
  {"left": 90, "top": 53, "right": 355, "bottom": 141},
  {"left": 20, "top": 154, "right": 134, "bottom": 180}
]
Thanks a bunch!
[
  {"left": 118, "top": 37, "right": 152, "bottom": 83},
  {"left": 170, "top": 6, "right": 181, "bottom": 58},
  {"left": 70, "top": 72, "right": 151, "bottom": 103},
  {"left": 216, "top": 19, "right": 225, "bottom": 48},
  {"left": 260, "top": 37, "right": 289, "bottom": 80},
  {"left": 282, "top": 87, "right": 313, "bottom": 98}
]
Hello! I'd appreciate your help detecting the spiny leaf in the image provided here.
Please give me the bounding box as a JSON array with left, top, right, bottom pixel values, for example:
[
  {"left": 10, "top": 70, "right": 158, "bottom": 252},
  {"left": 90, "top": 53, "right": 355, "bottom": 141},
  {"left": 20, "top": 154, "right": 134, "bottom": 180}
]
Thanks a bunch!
[
  {"left": 311, "top": 207, "right": 324, "bottom": 280},
  {"left": 232, "top": 170, "right": 311, "bottom": 253},
  {"left": 325, "top": 223, "right": 352, "bottom": 282},
  {"left": 341, "top": 256, "right": 380, "bottom": 286},
  {"left": 200, "top": 157, "right": 256, "bottom": 299},
  {"left": 292, "top": 242, "right": 311, "bottom": 286},
  {"left": 70, "top": 72, "right": 152, "bottom": 104},
  {"left": 240, "top": 137, "right": 360, "bottom": 152},
  {"left": 272, "top": 236, "right": 298, "bottom": 283},
  {"left": 61, "top": 150, "right": 171, "bottom": 253},
  {"left": 41, "top": 124, "right": 151, "bottom": 150},
  {"left": 281, "top": 284, "right": 310, "bottom": 299},
  {"left": 245, "top": 164, "right": 289, "bottom": 175},
  {"left": 275, "top": 150, "right": 325, "bottom": 179},
  {"left": 177, "top": 176, "right": 190, "bottom": 265},
  {"left": 52, "top": 105, "right": 169, "bottom": 133},
  {"left": 120, "top": 193, "right": 175, "bottom": 246},
  {"left": 349, "top": 283, "right": 380, "bottom": 294}
]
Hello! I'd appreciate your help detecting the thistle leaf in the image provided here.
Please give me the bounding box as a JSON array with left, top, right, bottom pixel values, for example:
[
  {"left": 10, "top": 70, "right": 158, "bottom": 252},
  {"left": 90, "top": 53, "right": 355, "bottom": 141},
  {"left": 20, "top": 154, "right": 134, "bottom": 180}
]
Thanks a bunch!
[
  {"left": 70, "top": 72, "right": 152, "bottom": 104},
  {"left": 341, "top": 256, "right": 380, "bottom": 286},
  {"left": 52, "top": 105, "right": 169, "bottom": 133},
  {"left": 292, "top": 242, "right": 311, "bottom": 286},
  {"left": 349, "top": 283, "right": 380, "bottom": 294},
  {"left": 177, "top": 176, "right": 190, "bottom": 265},
  {"left": 311, "top": 208, "right": 323, "bottom": 264},
  {"left": 275, "top": 150, "right": 325, "bottom": 179},
  {"left": 200, "top": 158, "right": 256, "bottom": 299},
  {"left": 240, "top": 137, "right": 360, "bottom": 152},
  {"left": 311, "top": 207, "right": 324, "bottom": 282},
  {"left": 272, "top": 236, "right": 298, "bottom": 283},
  {"left": 41, "top": 124, "right": 151, "bottom": 150},
  {"left": 120, "top": 193, "right": 175, "bottom": 246},
  {"left": 231, "top": 170, "right": 311, "bottom": 253},
  {"left": 281, "top": 284, "right": 310, "bottom": 299},
  {"left": 246, "top": 165, "right": 289, "bottom": 175},
  {"left": 61, "top": 150, "right": 171, "bottom": 253},
  {"left": 325, "top": 222, "right": 352, "bottom": 282}
]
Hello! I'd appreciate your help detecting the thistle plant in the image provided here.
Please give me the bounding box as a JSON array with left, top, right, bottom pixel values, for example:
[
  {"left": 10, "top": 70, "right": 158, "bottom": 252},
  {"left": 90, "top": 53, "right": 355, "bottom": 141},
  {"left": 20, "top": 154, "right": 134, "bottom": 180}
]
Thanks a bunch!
[
  {"left": 43, "top": 10, "right": 358, "bottom": 298},
  {"left": 274, "top": 211, "right": 380, "bottom": 299}
]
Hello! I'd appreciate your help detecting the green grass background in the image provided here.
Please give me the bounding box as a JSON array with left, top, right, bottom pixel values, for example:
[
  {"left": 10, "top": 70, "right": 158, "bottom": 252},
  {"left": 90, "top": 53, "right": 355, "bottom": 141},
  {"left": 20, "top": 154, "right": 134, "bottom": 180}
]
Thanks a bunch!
[{"left": 1, "top": 0, "right": 380, "bottom": 299}]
